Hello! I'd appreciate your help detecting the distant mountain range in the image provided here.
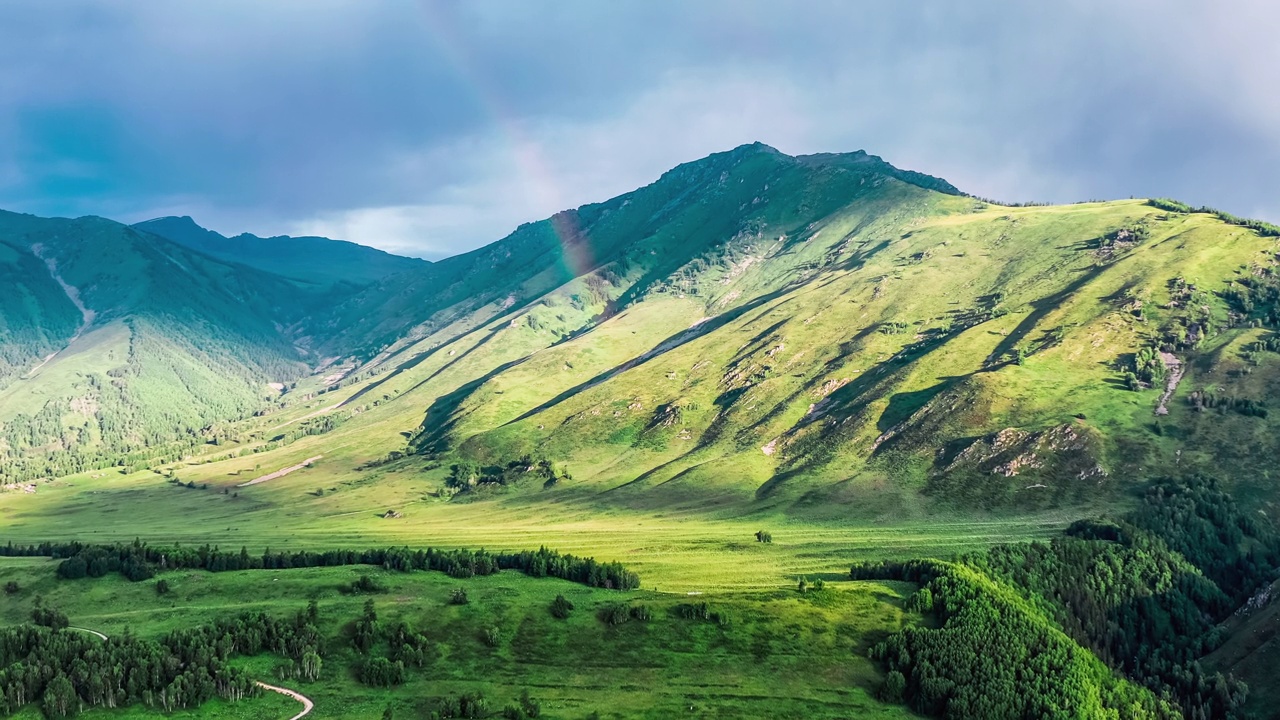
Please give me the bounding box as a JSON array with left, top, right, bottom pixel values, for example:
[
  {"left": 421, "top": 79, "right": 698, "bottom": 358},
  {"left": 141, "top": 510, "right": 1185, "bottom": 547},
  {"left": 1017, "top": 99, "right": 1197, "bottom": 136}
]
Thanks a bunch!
[
  {"left": 134, "top": 215, "right": 426, "bottom": 287},
  {"left": 3, "top": 142, "right": 1280, "bottom": 521}
]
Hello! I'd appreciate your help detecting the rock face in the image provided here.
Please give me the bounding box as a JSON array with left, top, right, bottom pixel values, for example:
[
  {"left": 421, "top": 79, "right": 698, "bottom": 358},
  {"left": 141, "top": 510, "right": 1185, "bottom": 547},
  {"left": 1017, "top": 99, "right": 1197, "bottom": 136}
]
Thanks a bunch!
[{"left": 927, "top": 422, "right": 1108, "bottom": 509}]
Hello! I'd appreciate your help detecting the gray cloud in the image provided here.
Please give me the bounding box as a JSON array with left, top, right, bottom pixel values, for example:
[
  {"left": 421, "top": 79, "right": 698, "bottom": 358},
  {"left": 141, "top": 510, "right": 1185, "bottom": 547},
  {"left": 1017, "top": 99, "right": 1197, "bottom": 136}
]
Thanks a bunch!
[{"left": 0, "top": 1, "right": 1275, "bottom": 258}]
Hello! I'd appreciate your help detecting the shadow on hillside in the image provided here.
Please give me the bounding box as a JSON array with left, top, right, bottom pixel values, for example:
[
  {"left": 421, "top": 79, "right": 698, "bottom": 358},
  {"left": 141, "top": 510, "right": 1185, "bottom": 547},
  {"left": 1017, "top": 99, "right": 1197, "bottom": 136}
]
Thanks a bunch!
[
  {"left": 410, "top": 353, "right": 535, "bottom": 453},
  {"left": 342, "top": 298, "right": 537, "bottom": 407},
  {"left": 497, "top": 286, "right": 796, "bottom": 429},
  {"left": 984, "top": 264, "right": 1107, "bottom": 366}
]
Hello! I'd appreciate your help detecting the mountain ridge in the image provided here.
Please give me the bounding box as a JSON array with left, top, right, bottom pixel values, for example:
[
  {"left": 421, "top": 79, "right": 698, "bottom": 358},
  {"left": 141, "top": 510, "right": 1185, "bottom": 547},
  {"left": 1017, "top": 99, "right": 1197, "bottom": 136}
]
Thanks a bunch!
[{"left": 134, "top": 214, "right": 427, "bottom": 287}]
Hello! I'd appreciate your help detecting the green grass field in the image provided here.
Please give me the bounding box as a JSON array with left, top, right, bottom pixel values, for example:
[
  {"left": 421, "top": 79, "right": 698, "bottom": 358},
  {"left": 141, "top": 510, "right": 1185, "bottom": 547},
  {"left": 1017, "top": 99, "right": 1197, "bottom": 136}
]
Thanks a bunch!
[
  {"left": 0, "top": 558, "right": 921, "bottom": 719},
  {"left": 0, "top": 461, "right": 1075, "bottom": 592}
]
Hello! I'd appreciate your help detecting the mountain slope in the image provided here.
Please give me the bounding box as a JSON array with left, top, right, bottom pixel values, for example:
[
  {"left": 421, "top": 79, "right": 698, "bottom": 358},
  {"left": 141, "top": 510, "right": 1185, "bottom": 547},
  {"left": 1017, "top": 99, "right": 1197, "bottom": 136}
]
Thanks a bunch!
[
  {"left": 0, "top": 210, "right": 322, "bottom": 482},
  {"left": 135, "top": 215, "right": 427, "bottom": 287},
  {"left": 317, "top": 143, "right": 959, "bottom": 358},
  {"left": 184, "top": 144, "right": 1280, "bottom": 521}
]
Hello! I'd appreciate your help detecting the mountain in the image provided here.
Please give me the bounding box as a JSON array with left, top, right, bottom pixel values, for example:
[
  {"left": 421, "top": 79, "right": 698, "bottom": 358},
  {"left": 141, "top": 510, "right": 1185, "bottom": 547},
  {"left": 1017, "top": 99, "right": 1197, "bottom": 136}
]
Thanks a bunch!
[
  {"left": 134, "top": 215, "right": 427, "bottom": 287},
  {"left": 288, "top": 143, "right": 1280, "bottom": 517},
  {"left": 0, "top": 210, "right": 322, "bottom": 481},
  {"left": 6, "top": 142, "right": 1280, "bottom": 718},
  {"left": 6, "top": 142, "right": 1280, "bottom": 517}
]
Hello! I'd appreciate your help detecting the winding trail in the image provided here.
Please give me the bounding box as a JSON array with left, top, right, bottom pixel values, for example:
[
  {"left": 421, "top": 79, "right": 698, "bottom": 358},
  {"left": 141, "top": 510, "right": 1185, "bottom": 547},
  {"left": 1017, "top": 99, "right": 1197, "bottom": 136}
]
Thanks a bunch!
[
  {"left": 69, "top": 625, "right": 313, "bottom": 719},
  {"left": 255, "top": 682, "right": 314, "bottom": 720}
]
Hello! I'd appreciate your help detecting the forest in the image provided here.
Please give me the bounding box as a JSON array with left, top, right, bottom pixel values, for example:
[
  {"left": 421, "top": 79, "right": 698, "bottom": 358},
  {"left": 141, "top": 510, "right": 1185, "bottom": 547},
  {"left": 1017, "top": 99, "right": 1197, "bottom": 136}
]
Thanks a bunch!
[
  {"left": 0, "top": 606, "right": 318, "bottom": 718},
  {"left": 855, "top": 475, "right": 1276, "bottom": 720}
]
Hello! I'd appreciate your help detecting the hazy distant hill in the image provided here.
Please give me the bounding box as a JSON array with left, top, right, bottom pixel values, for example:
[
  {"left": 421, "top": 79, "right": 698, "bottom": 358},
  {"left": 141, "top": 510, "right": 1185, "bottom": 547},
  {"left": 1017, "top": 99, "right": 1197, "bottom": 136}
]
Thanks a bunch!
[{"left": 134, "top": 215, "right": 426, "bottom": 287}]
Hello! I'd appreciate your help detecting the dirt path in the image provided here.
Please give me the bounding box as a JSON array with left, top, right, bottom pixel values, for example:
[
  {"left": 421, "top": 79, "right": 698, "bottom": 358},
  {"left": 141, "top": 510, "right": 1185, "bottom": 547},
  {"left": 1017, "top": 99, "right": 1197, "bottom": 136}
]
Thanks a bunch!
[
  {"left": 255, "top": 682, "right": 314, "bottom": 720},
  {"left": 67, "top": 626, "right": 108, "bottom": 640},
  {"left": 271, "top": 403, "right": 344, "bottom": 431},
  {"left": 237, "top": 456, "right": 324, "bottom": 487},
  {"left": 25, "top": 244, "right": 96, "bottom": 378},
  {"left": 71, "top": 626, "right": 314, "bottom": 719}
]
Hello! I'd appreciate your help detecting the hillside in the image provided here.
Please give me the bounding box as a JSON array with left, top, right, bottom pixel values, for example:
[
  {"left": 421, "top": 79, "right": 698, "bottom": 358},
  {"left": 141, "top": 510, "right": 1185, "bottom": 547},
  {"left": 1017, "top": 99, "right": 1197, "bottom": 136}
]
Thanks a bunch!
[
  {"left": 4, "top": 145, "right": 1280, "bottom": 515},
  {"left": 135, "top": 215, "right": 427, "bottom": 287},
  {"left": 266, "top": 144, "right": 1280, "bottom": 519},
  {"left": 0, "top": 210, "right": 323, "bottom": 483}
]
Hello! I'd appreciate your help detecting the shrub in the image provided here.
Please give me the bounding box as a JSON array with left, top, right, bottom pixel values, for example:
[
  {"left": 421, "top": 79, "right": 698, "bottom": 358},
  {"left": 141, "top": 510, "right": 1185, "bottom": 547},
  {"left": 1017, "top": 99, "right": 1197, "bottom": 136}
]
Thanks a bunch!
[
  {"left": 31, "top": 602, "right": 68, "bottom": 630},
  {"left": 448, "top": 588, "right": 469, "bottom": 605},
  {"left": 598, "top": 603, "right": 630, "bottom": 626},
  {"left": 879, "top": 670, "right": 906, "bottom": 703},
  {"left": 3, "top": 580, "right": 19, "bottom": 595},
  {"left": 549, "top": 594, "right": 574, "bottom": 619},
  {"left": 437, "top": 692, "right": 488, "bottom": 718},
  {"left": 357, "top": 656, "right": 405, "bottom": 687},
  {"left": 156, "top": 579, "right": 171, "bottom": 595},
  {"left": 481, "top": 627, "right": 501, "bottom": 647},
  {"left": 341, "top": 574, "right": 387, "bottom": 594}
]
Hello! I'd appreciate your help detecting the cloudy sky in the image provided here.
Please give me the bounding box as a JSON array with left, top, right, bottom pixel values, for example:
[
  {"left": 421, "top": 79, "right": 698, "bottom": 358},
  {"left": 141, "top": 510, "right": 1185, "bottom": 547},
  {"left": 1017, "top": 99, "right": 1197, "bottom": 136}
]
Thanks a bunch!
[{"left": 0, "top": 1, "right": 1275, "bottom": 259}]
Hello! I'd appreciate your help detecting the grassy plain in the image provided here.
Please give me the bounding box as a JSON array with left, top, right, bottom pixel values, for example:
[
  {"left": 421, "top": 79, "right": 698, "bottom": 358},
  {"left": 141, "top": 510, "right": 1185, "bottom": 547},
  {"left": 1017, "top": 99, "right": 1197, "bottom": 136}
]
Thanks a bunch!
[
  {"left": 0, "top": 461, "right": 1075, "bottom": 592},
  {"left": 0, "top": 559, "right": 921, "bottom": 719}
]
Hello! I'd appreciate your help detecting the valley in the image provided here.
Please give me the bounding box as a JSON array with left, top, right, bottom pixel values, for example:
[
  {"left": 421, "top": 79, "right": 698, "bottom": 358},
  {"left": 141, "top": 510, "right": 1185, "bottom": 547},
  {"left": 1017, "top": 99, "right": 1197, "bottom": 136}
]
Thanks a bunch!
[{"left": 2, "top": 144, "right": 1280, "bottom": 718}]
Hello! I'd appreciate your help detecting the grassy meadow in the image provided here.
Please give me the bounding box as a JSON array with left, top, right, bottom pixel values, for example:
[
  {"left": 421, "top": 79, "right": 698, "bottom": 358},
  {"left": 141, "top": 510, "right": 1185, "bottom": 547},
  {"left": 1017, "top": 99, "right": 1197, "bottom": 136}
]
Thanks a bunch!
[{"left": 0, "top": 558, "right": 921, "bottom": 719}]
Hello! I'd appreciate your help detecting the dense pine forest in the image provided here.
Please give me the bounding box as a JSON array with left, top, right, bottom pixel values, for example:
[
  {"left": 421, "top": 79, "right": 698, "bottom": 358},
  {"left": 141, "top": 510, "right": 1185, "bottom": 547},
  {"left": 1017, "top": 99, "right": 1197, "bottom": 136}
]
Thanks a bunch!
[{"left": 855, "top": 475, "right": 1278, "bottom": 720}]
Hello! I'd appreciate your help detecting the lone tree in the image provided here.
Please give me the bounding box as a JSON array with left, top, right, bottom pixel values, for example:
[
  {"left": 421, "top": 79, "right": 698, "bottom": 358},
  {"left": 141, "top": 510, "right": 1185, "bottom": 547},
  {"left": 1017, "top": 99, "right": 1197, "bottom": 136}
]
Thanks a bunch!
[{"left": 755, "top": 530, "right": 773, "bottom": 544}]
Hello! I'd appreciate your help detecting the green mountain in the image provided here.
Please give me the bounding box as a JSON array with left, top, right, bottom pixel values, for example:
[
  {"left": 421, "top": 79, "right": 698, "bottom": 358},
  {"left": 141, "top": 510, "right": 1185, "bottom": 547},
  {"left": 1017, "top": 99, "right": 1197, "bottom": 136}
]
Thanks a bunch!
[
  {"left": 286, "top": 143, "right": 1280, "bottom": 518},
  {"left": 0, "top": 210, "right": 321, "bottom": 481},
  {"left": 134, "top": 215, "right": 427, "bottom": 287},
  {"left": 8, "top": 143, "right": 1280, "bottom": 515}
]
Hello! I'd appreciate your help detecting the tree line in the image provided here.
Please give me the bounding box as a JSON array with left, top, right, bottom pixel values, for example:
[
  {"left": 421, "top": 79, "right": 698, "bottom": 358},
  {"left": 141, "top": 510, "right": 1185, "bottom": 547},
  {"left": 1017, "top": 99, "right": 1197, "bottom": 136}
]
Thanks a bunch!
[
  {"left": 1148, "top": 198, "right": 1280, "bottom": 237},
  {"left": 1, "top": 541, "right": 640, "bottom": 591}
]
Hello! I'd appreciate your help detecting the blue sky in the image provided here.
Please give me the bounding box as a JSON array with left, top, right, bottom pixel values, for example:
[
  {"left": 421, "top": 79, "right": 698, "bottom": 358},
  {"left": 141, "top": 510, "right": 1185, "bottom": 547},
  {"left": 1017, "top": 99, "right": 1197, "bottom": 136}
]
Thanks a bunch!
[{"left": 0, "top": 1, "right": 1276, "bottom": 258}]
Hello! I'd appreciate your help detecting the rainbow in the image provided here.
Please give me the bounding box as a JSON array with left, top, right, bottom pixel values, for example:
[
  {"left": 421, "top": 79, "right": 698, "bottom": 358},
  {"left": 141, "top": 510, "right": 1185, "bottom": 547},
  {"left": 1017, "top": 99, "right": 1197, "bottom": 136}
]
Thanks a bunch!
[{"left": 417, "top": 3, "right": 597, "bottom": 279}]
